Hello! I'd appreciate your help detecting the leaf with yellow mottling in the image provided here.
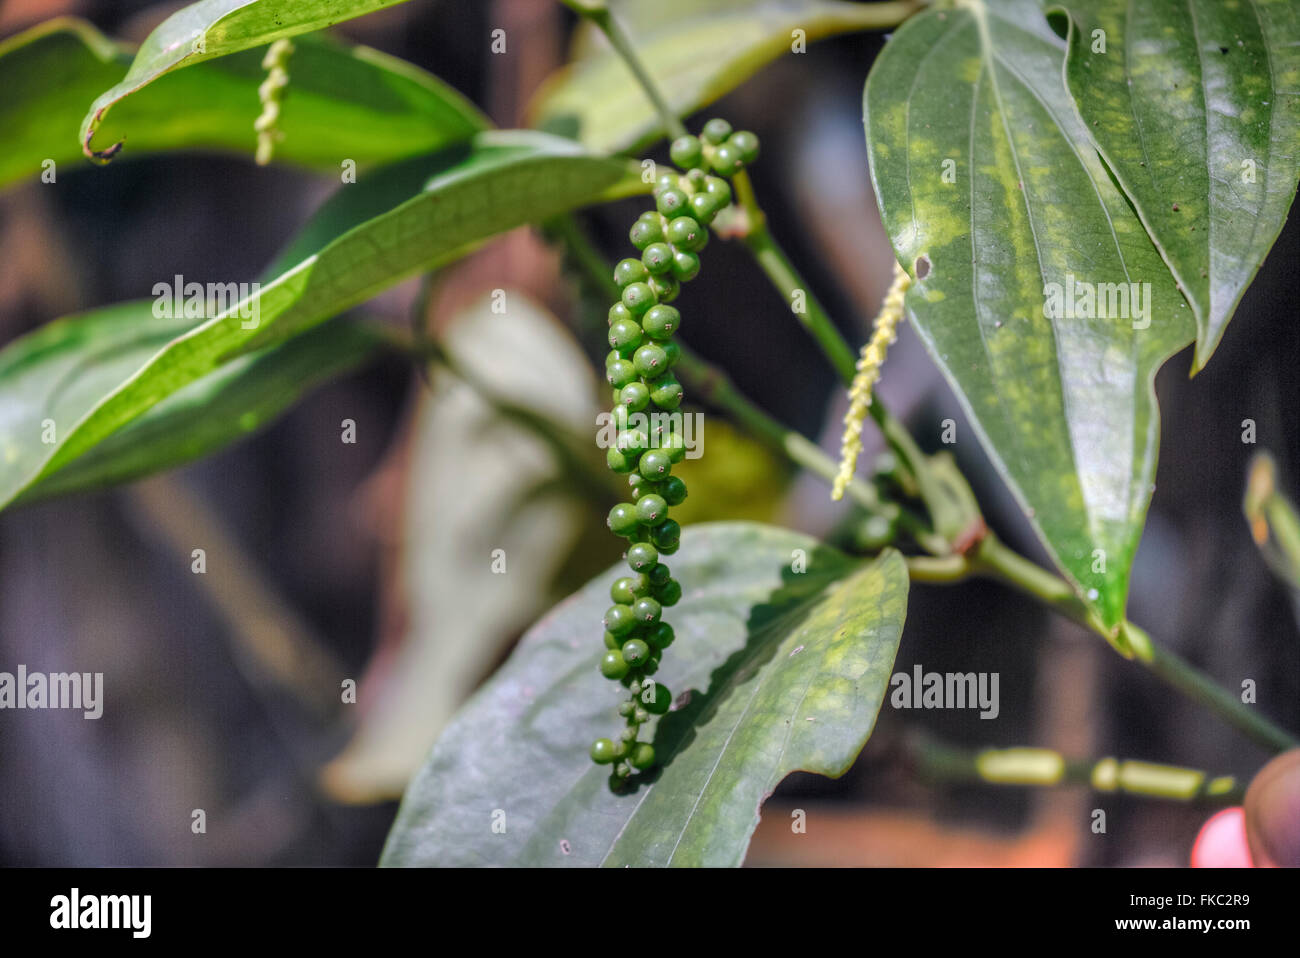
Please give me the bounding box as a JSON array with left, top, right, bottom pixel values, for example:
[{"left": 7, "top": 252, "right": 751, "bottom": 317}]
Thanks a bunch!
[
  {"left": 1053, "top": 0, "right": 1300, "bottom": 370},
  {"left": 864, "top": 0, "right": 1196, "bottom": 630}
]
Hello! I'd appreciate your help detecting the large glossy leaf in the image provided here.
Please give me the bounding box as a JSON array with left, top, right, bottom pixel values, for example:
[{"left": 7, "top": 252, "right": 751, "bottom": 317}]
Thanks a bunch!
[
  {"left": 1053, "top": 0, "right": 1300, "bottom": 370},
  {"left": 9, "top": 312, "right": 381, "bottom": 505},
  {"left": 532, "top": 0, "right": 919, "bottom": 153},
  {"left": 381, "top": 524, "right": 908, "bottom": 867},
  {"left": 0, "top": 17, "right": 484, "bottom": 186},
  {"left": 80, "top": 0, "right": 414, "bottom": 159},
  {"left": 0, "top": 131, "right": 644, "bottom": 511},
  {"left": 864, "top": 0, "right": 1196, "bottom": 631}
]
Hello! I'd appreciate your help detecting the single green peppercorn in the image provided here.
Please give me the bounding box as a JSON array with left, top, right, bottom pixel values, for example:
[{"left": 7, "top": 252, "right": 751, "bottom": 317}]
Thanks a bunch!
[
  {"left": 656, "top": 540, "right": 679, "bottom": 556},
  {"left": 656, "top": 188, "right": 690, "bottom": 218},
  {"left": 628, "top": 573, "right": 652, "bottom": 596},
  {"left": 629, "top": 743, "right": 656, "bottom": 770},
  {"left": 606, "top": 359, "right": 637, "bottom": 389},
  {"left": 619, "top": 382, "right": 650, "bottom": 412},
  {"left": 633, "top": 707, "right": 650, "bottom": 724},
  {"left": 670, "top": 250, "right": 701, "bottom": 282},
  {"left": 660, "top": 340, "right": 683, "bottom": 368},
  {"left": 632, "top": 596, "right": 662, "bottom": 625},
  {"left": 614, "top": 258, "right": 649, "bottom": 288},
  {"left": 655, "top": 578, "right": 683, "bottom": 607},
  {"left": 600, "top": 650, "right": 629, "bottom": 679},
  {"left": 689, "top": 191, "right": 722, "bottom": 224},
  {"left": 607, "top": 446, "right": 636, "bottom": 473},
  {"left": 613, "top": 761, "right": 632, "bottom": 779},
  {"left": 608, "top": 302, "right": 633, "bottom": 327},
  {"left": 710, "top": 142, "right": 744, "bottom": 177},
  {"left": 611, "top": 571, "right": 637, "bottom": 600},
  {"left": 649, "top": 519, "right": 681, "bottom": 548},
  {"left": 647, "top": 563, "right": 671, "bottom": 586},
  {"left": 649, "top": 375, "right": 683, "bottom": 410},
  {"left": 642, "top": 242, "right": 674, "bottom": 275},
  {"left": 608, "top": 318, "right": 643, "bottom": 354},
  {"left": 591, "top": 738, "right": 617, "bottom": 764},
  {"left": 646, "top": 622, "right": 675, "bottom": 650},
  {"left": 648, "top": 273, "right": 680, "bottom": 303},
  {"left": 702, "top": 117, "right": 732, "bottom": 144},
  {"left": 642, "top": 305, "right": 680, "bottom": 340},
  {"left": 633, "top": 344, "right": 669, "bottom": 378},
  {"left": 635, "top": 494, "right": 668, "bottom": 525},
  {"left": 607, "top": 502, "right": 639, "bottom": 536},
  {"left": 685, "top": 167, "right": 707, "bottom": 190},
  {"left": 729, "top": 130, "right": 760, "bottom": 165},
  {"left": 653, "top": 171, "right": 678, "bottom": 194},
  {"left": 629, "top": 213, "right": 663, "bottom": 250},
  {"left": 621, "top": 282, "right": 656, "bottom": 316},
  {"left": 666, "top": 215, "right": 707, "bottom": 252},
  {"left": 661, "top": 475, "right": 688, "bottom": 505},
  {"left": 604, "top": 604, "right": 638, "bottom": 636},
  {"left": 670, "top": 134, "right": 704, "bottom": 169},
  {"left": 640, "top": 450, "right": 672, "bottom": 478},
  {"left": 626, "top": 542, "right": 659, "bottom": 572},
  {"left": 704, "top": 176, "right": 732, "bottom": 205},
  {"left": 603, "top": 630, "right": 620, "bottom": 649},
  {"left": 622, "top": 638, "right": 650, "bottom": 665},
  {"left": 642, "top": 680, "right": 673, "bottom": 714}
]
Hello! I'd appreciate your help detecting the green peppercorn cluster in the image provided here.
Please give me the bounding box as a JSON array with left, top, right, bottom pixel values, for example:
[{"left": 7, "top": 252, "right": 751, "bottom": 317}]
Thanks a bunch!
[{"left": 591, "top": 119, "right": 759, "bottom": 789}]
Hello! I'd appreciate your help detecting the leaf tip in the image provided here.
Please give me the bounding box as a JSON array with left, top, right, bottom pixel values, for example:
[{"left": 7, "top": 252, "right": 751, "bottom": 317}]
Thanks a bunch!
[{"left": 81, "top": 108, "right": 124, "bottom": 164}]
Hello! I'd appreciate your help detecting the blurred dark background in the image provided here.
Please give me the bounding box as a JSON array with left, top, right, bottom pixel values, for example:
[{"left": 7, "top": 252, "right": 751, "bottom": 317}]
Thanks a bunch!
[{"left": 1, "top": 0, "right": 1296, "bottom": 866}]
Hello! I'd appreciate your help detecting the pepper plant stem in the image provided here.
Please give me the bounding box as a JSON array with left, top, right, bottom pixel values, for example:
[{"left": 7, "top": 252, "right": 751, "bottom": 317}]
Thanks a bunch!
[
  {"left": 930, "top": 536, "right": 1300, "bottom": 754},
  {"left": 908, "top": 734, "right": 1246, "bottom": 804},
  {"left": 559, "top": 0, "right": 688, "bottom": 142}
]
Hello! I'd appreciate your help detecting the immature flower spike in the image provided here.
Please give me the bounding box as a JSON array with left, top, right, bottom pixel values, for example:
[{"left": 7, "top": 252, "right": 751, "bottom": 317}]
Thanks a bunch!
[
  {"left": 831, "top": 261, "right": 910, "bottom": 501},
  {"left": 255, "top": 39, "right": 295, "bottom": 166}
]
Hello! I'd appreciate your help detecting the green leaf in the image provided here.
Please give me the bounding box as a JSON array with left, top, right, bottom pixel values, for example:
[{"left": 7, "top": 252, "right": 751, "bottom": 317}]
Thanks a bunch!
[
  {"left": 864, "top": 0, "right": 1196, "bottom": 631},
  {"left": 381, "top": 523, "right": 908, "bottom": 867},
  {"left": 1053, "top": 0, "right": 1300, "bottom": 370},
  {"left": 10, "top": 312, "right": 382, "bottom": 506},
  {"left": 532, "top": 0, "right": 919, "bottom": 153},
  {"left": 0, "top": 131, "right": 644, "bottom": 512},
  {"left": 80, "top": 0, "right": 416, "bottom": 159},
  {"left": 0, "top": 16, "right": 483, "bottom": 185}
]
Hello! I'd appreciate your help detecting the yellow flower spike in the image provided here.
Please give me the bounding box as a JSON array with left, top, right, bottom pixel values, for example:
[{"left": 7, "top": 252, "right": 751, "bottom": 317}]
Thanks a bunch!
[
  {"left": 255, "top": 39, "right": 295, "bottom": 167},
  {"left": 831, "top": 260, "right": 910, "bottom": 501}
]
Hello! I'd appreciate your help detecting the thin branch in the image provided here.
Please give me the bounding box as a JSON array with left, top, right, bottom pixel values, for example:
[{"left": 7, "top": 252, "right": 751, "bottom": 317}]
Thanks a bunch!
[
  {"left": 559, "top": 0, "right": 688, "bottom": 141},
  {"left": 908, "top": 734, "right": 1246, "bottom": 804}
]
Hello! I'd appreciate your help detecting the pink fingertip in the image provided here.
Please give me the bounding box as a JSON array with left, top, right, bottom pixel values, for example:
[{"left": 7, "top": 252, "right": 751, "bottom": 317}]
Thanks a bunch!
[{"left": 1191, "top": 807, "right": 1254, "bottom": 868}]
